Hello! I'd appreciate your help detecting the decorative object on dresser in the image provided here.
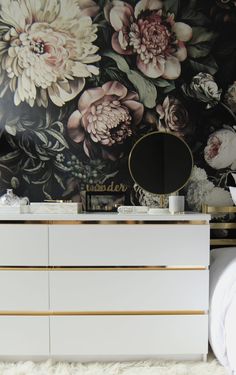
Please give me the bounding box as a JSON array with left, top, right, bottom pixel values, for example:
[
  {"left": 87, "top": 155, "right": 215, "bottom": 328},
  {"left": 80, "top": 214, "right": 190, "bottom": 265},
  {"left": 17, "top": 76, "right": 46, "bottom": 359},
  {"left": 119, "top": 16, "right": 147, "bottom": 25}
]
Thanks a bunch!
[
  {"left": 128, "top": 132, "right": 193, "bottom": 214},
  {"left": 202, "top": 204, "right": 236, "bottom": 246},
  {"left": 85, "top": 191, "right": 127, "bottom": 212},
  {"left": 0, "top": 189, "right": 29, "bottom": 213},
  {"left": 0, "top": 211, "right": 210, "bottom": 362}
]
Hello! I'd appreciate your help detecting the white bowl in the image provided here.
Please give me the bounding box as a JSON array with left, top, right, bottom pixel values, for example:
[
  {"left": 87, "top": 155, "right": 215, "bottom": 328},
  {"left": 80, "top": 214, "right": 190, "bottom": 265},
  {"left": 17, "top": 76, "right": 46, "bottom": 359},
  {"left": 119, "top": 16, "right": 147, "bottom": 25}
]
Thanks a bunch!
[{"left": 229, "top": 186, "right": 236, "bottom": 205}]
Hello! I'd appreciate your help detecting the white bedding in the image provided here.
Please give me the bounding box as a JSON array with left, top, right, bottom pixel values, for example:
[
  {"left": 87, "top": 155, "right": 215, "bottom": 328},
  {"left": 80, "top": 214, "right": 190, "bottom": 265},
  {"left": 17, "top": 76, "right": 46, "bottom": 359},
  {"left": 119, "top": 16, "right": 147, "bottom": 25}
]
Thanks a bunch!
[{"left": 209, "top": 247, "right": 236, "bottom": 375}]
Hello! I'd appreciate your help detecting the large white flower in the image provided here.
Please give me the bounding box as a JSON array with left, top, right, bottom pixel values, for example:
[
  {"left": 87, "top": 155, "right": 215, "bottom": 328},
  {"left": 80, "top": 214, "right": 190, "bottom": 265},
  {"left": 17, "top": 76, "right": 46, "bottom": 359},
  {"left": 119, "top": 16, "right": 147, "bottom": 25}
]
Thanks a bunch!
[
  {"left": 204, "top": 129, "right": 236, "bottom": 170},
  {"left": 0, "top": 0, "right": 100, "bottom": 107},
  {"left": 186, "top": 165, "right": 233, "bottom": 213},
  {"left": 206, "top": 187, "right": 233, "bottom": 207},
  {"left": 189, "top": 165, "right": 208, "bottom": 183},
  {"left": 186, "top": 179, "right": 214, "bottom": 212}
]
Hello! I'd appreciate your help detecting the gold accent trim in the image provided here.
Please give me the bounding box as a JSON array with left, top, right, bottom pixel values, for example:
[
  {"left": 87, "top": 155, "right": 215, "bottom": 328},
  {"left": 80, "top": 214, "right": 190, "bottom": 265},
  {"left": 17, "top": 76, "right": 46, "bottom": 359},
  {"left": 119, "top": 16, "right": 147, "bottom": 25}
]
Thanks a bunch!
[
  {"left": 202, "top": 205, "right": 236, "bottom": 213},
  {"left": 0, "top": 266, "right": 208, "bottom": 271},
  {"left": 210, "top": 223, "right": 236, "bottom": 229},
  {"left": 0, "top": 310, "right": 206, "bottom": 316},
  {"left": 0, "top": 220, "right": 208, "bottom": 225},
  {"left": 202, "top": 204, "right": 236, "bottom": 246},
  {"left": 128, "top": 131, "right": 193, "bottom": 195},
  {"left": 210, "top": 239, "right": 236, "bottom": 245}
]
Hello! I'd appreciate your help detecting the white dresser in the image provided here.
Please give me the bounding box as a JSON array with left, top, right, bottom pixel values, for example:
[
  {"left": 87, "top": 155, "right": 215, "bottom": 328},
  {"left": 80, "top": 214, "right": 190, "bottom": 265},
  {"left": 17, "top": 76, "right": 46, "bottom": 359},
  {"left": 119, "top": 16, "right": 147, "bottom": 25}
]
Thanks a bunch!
[{"left": 0, "top": 212, "right": 210, "bottom": 361}]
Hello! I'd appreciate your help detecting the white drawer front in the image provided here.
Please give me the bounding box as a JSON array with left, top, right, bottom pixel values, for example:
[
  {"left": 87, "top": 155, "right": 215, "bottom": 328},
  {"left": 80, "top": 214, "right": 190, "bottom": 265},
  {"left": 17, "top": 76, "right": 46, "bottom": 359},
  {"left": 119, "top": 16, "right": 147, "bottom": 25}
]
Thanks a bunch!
[
  {"left": 50, "top": 270, "right": 208, "bottom": 311},
  {"left": 50, "top": 315, "right": 208, "bottom": 356},
  {"left": 49, "top": 225, "right": 209, "bottom": 266},
  {"left": 0, "top": 271, "right": 48, "bottom": 311},
  {"left": 0, "top": 225, "right": 48, "bottom": 266},
  {"left": 0, "top": 316, "right": 49, "bottom": 355}
]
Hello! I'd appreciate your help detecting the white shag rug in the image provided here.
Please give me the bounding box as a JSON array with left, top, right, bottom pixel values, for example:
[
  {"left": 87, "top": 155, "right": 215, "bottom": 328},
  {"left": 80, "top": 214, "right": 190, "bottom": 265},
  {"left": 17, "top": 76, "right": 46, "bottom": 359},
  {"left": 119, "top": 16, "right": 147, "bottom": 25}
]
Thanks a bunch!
[{"left": 0, "top": 355, "right": 228, "bottom": 375}]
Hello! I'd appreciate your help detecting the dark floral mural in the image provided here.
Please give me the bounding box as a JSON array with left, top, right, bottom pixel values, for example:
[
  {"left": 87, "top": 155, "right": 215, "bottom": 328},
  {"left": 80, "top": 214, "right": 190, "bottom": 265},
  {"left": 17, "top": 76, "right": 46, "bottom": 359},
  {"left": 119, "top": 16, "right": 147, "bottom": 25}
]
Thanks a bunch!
[{"left": 0, "top": 0, "right": 236, "bottom": 210}]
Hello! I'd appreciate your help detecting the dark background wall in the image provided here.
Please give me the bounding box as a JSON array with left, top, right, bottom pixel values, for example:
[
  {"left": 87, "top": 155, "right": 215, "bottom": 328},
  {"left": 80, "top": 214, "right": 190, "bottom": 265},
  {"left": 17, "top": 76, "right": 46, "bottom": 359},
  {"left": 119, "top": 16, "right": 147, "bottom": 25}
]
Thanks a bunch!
[{"left": 0, "top": 0, "right": 236, "bottom": 210}]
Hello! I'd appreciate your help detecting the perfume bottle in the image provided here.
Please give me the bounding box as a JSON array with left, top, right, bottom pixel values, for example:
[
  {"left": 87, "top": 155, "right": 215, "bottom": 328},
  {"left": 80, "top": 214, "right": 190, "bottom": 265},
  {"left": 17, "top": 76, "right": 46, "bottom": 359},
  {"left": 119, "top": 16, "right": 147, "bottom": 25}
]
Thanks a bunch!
[{"left": 0, "top": 189, "right": 29, "bottom": 206}]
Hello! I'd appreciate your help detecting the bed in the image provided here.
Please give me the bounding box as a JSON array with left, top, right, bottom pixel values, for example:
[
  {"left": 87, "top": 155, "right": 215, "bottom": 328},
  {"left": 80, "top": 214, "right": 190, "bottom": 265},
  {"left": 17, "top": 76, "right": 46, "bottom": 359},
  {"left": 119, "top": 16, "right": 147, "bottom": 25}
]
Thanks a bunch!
[{"left": 204, "top": 206, "right": 236, "bottom": 374}]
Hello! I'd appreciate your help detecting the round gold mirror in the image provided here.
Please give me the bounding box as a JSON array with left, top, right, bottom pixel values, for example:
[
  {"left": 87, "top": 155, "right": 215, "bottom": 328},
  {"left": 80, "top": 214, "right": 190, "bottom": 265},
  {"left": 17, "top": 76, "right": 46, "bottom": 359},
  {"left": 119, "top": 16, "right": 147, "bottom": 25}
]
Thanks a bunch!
[{"left": 128, "top": 132, "right": 193, "bottom": 195}]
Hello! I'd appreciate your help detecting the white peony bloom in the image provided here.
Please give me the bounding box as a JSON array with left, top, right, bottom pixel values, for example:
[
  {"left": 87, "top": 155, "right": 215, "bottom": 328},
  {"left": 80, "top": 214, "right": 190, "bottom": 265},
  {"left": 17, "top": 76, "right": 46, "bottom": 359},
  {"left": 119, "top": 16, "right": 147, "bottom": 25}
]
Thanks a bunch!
[
  {"left": 205, "top": 187, "right": 233, "bottom": 218},
  {"left": 182, "top": 72, "right": 221, "bottom": 108},
  {"left": 0, "top": 0, "right": 100, "bottom": 107},
  {"left": 204, "top": 129, "right": 236, "bottom": 170},
  {"left": 186, "top": 180, "right": 214, "bottom": 212},
  {"left": 206, "top": 187, "right": 233, "bottom": 207},
  {"left": 189, "top": 165, "right": 208, "bottom": 183}
]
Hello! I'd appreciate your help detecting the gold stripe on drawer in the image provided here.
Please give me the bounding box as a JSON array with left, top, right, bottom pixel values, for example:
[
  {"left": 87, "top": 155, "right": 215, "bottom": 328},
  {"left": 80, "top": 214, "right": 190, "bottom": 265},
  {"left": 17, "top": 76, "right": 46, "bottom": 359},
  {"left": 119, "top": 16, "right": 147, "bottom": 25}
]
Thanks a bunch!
[
  {"left": 0, "top": 220, "right": 209, "bottom": 225},
  {"left": 210, "top": 239, "right": 236, "bottom": 245},
  {"left": 210, "top": 223, "right": 236, "bottom": 229},
  {"left": 0, "top": 266, "right": 208, "bottom": 271},
  {"left": 0, "top": 310, "right": 207, "bottom": 316}
]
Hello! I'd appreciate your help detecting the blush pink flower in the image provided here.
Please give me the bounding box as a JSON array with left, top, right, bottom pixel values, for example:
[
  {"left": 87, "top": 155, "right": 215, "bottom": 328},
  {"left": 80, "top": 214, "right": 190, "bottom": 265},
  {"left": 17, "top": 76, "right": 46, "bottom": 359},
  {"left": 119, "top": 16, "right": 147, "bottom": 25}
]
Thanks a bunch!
[
  {"left": 67, "top": 81, "right": 144, "bottom": 157},
  {"left": 156, "top": 96, "right": 190, "bottom": 137},
  {"left": 104, "top": 0, "right": 192, "bottom": 79}
]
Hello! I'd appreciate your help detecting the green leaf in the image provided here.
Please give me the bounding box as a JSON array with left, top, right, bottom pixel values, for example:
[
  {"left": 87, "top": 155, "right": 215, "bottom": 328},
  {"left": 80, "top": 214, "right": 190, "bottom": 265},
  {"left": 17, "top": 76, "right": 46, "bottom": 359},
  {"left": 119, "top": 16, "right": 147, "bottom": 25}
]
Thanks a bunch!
[
  {"left": 181, "top": 6, "right": 209, "bottom": 26},
  {"left": 51, "top": 120, "right": 64, "bottom": 133},
  {"left": 127, "top": 70, "right": 157, "bottom": 108},
  {"left": 100, "top": 170, "right": 119, "bottom": 183},
  {"left": 0, "top": 150, "right": 21, "bottom": 162},
  {"left": 190, "top": 27, "right": 217, "bottom": 45},
  {"left": 23, "top": 175, "right": 30, "bottom": 184},
  {"left": 39, "top": 155, "right": 50, "bottom": 161},
  {"left": 42, "top": 183, "right": 52, "bottom": 200},
  {"left": 46, "top": 129, "right": 69, "bottom": 148},
  {"left": 154, "top": 79, "right": 172, "bottom": 88},
  {"left": 187, "top": 43, "right": 211, "bottom": 59},
  {"left": 54, "top": 161, "right": 71, "bottom": 172},
  {"left": 54, "top": 173, "right": 65, "bottom": 189},
  {"left": 103, "top": 51, "right": 130, "bottom": 74},
  {"left": 32, "top": 170, "right": 51, "bottom": 184},
  {"left": 5, "top": 124, "right": 17, "bottom": 136},
  {"left": 24, "top": 163, "right": 43, "bottom": 173},
  {"left": 35, "top": 144, "right": 47, "bottom": 156},
  {"left": 103, "top": 51, "right": 157, "bottom": 108},
  {"left": 189, "top": 56, "right": 218, "bottom": 75},
  {"left": 163, "top": 0, "right": 179, "bottom": 14},
  {"left": 34, "top": 131, "right": 48, "bottom": 144},
  {"left": 163, "top": 82, "right": 176, "bottom": 94}
]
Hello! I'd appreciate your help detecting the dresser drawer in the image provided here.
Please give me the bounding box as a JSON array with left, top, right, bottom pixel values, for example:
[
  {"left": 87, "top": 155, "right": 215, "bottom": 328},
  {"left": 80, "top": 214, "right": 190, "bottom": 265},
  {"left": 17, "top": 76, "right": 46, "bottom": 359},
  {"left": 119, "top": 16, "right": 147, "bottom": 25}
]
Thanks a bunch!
[
  {"left": 0, "top": 316, "right": 49, "bottom": 355},
  {"left": 50, "top": 270, "right": 208, "bottom": 311},
  {"left": 0, "top": 271, "right": 48, "bottom": 311},
  {"left": 0, "top": 225, "right": 48, "bottom": 266},
  {"left": 50, "top": 315, "right": 208, "bottom": 357},
  {"left": 49, "top": 225, "right": 209, "bottom": 266}
]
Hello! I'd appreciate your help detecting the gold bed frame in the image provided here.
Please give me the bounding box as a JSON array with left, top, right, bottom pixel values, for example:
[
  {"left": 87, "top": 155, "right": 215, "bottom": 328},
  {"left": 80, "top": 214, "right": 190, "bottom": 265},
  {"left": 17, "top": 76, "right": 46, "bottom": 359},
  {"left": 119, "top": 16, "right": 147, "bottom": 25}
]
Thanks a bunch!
[{"left": 202, "top": 204, "right": 236, "bottom": 246}]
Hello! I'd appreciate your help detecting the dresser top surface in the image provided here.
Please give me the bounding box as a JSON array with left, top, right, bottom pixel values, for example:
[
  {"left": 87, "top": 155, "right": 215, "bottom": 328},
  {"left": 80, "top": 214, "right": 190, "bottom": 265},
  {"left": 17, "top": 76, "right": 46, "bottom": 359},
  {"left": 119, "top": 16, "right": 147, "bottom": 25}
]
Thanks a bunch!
[{"left": 0, "top": 212, "right": 210, "bottom": 222}]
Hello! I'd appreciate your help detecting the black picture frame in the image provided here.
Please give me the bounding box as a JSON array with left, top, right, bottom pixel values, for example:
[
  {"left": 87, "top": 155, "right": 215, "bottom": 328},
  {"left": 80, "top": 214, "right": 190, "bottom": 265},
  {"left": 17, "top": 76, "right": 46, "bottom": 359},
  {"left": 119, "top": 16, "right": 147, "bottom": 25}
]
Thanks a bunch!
[{"left": 85, "top": 191, "right": 127, "bottom": 212}]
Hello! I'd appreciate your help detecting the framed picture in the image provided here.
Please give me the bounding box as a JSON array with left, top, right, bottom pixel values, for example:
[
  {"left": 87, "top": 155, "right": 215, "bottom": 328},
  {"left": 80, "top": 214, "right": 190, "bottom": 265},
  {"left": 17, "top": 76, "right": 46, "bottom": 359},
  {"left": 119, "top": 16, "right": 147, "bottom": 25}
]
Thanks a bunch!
[{"left": 85, "top": 191, "right": 127, "bottom": 212}]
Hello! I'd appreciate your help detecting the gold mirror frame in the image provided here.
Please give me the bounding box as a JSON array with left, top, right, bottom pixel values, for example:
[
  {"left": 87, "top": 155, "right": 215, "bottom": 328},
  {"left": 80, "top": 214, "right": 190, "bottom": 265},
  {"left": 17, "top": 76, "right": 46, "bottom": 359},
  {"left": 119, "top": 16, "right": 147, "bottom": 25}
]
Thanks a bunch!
[{"left": 128, "top": 131, "right": 193, "bottom": 196}]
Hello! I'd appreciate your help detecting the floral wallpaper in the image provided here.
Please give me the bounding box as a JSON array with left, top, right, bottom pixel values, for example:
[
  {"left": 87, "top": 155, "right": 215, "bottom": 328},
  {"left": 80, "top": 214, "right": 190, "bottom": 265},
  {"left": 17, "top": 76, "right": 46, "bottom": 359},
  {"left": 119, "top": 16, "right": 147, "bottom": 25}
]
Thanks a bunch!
[{"left": 0, "top": 0, "right": 236, "bottom": 211}]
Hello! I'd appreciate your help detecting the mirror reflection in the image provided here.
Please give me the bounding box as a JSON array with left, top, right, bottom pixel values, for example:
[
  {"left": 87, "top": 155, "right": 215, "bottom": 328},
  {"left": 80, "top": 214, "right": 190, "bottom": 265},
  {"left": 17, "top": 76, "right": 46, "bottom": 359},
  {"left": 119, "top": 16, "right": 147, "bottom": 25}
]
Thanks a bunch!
[{"left": 129, "top": 132, "right": 193, "bottom": 195}]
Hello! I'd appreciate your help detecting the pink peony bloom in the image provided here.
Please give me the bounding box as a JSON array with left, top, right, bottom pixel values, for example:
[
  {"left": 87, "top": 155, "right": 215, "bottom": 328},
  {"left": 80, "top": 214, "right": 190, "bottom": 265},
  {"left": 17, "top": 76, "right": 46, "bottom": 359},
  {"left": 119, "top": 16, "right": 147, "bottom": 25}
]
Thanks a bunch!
[
  {"left": 67, "top": 81, "right": 144, "bottom": 156},
  {"left": 105, "top": 0, "right": 192, "bottom": 79}
]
